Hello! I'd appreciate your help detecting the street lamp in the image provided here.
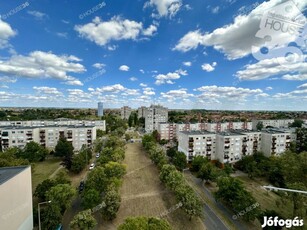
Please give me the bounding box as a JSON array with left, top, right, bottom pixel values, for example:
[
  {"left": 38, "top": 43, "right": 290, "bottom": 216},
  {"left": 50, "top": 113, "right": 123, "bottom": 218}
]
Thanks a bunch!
[{"left": 38, "top": 200, "right": 51, "bottom": 230}]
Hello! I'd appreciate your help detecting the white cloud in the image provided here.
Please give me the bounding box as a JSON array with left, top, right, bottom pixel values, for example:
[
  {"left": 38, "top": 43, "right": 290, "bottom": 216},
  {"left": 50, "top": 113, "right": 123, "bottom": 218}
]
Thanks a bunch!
[
  {"left": 265, "top": 86, "right": 273, "bottom": 90},
  {"left": 130, "top": 77, "right": 138, "bottom": 81},
  {"left": 155, "top": 72, "right": 181, "bottom": 85},
  {"left": 143, "top": 24, "right": 158, "bottom": 36},
  {"left": 119, "top": 65, "right": 130, "bottom": 71},
  {"left": 107, "top": 45, "right": 118, "bottom": 51},
  {"left": 140, "top": 69, "right": 145, "bottom": 74},
  {"left": 236, "top": 56, "right": 307, "bottom": 81},
  {"left": 56, "top": 32, "right": 68, "bottom": 39},
  {"left": 183, "top": 61, "right": 192, "bottom": 67},
  {"left": 27, "top": 11, "right": 48, "bottom": 20},
  {"left": 75, "top": 16, "right": 156, "bottom": 46},
  {"left": 122, "top": 89, "right": 140, "bottom": 96},
  {"left": 0, "top": 19, "right": 16, "bottom": 48},
  {"left": 0, "top": 51, "right": 85, "bottom": 85},
  {"left": 201, "top": 62, "right": 217, "bottom": 72},
  {"left": 161, "top": 88, "right": 193, "bottom": 101},
  {"left": 194, "top": 85, "right": 262, "bottom": 101},
  {"left": 146, "top": 0, "right": 182, "bottom": 18},
  {"left": 143, "top": 87, "right": 155, "bottom": 95},
  {"left": 140, "top": 83, "right": 147, "bottom": 87},
  {"left": 97, "top": 84, "right": 126, "bottom": 93},
  {"left": 176, "top": 69, "right": 188, "bottom": 76},
  {"left": 33, "top": 86, "right": 63, "bottom": 96},
  {"left": 92, "top": 63, "right": 105, "bottom": 69},
  {"left": 173, "top": 0, "right": 307, "bottom": 59},
  {"left": 212, "top": 6, "right": 220, "bottom": 14},
  {"left": 297, "top": 83, "right": 307, "bottom": 89},
  {"left": 0, "top": 76, "right": 17, "bottom": 83}
]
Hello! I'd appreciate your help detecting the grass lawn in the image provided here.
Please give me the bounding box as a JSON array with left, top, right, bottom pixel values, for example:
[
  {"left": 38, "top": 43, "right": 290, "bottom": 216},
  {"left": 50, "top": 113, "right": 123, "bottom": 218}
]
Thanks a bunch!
[
  {"left": 235, "top": 175, "right": 294, "bottom": 219},
  {"left": 31, "top": 157, "right": 62, "bottom": 191},
  {"left": 96, "top": 143, "right": 205, "bottom": 230}
]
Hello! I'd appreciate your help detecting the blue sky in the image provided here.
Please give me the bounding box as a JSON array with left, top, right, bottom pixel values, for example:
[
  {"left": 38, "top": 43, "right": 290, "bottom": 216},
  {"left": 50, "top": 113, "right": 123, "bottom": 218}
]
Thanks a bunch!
[{"left": 0, "top": 0, "right": 306, "bottom": 110}]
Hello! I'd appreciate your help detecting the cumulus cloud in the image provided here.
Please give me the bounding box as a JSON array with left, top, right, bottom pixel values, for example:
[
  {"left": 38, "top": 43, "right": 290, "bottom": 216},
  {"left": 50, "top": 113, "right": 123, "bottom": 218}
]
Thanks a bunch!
[
  {"left": 143, "top": 87, "right": 155, "bottom": 95},
  {"left": 155, "top": 72, "right": 180, "bottom": 85},
  {"left": 27, "top": 11, "right": 48, "bottom": 20},
  {"left": 75, "top": 16, "right": 156, "bottom": 46},
  {"left": 145, "top": 0, "right": 182, "bottom": 18},
  {"left": 0, "top": 51, "right": 85, "bottom": 85},
  {"left": 201, "top": 62, "right": 217, "bottom": 72},
  {"left": 0, "top": 19, "right": 16, "bottom": 48},
  {"left": 33, "top": 86, "right": 63, "bottom": 96},
  {"left": 119, "top": 65, "right": 130, "bottom": 71},
  {"left": 97, "top": 84, "right": 126, "bottom": 93},
  {"left": 140, "top": 83, "right": 147, "bottom": 87},
  {"left": 130, "top": 77, "right": 138, "bottom": 81},
  {"left": 161, "top": 88, "right": 193, "bottom": 101},
  {"left": 92, "top": 63, "right": 105, "bottom": 69},
  {"left": 265, "top": 86, "right": 273, "bottom": 90},
  {"left": 236, "top": 56, "right": 307, "bottom": 81},
  {"left": 173, "top": 0, "right": 307, "bottom": 60},
  {"left": 183, "top": 61, "right": 192, "bottom": 67}
]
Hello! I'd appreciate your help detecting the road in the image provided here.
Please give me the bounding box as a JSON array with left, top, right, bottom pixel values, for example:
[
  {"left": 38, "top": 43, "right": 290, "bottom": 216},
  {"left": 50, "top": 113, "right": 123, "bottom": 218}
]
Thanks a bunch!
[{"left": 185, "top": 171, "right": 250, "bottom": 230}]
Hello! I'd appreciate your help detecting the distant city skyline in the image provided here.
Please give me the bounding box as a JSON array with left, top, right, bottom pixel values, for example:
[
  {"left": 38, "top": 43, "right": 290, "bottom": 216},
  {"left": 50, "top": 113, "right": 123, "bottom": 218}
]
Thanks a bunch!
[{"left": 0, "top": 0, "right": 306, "bottom": 110}]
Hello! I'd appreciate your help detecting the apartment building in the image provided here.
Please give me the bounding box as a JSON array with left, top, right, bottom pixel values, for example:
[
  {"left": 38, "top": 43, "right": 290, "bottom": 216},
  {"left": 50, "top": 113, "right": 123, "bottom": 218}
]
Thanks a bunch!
[
  {"left": 207, "top": 121, "right": 252, "bottom": 132},
  {"left": 0, "top": 119, "right": 106, "bottom": 131},
  {"left": 261, "top": 130, "right": 291, "bottom": 157},
  {"left": 158, "top": 122, "right": 176, "bottom": 141},
  {"left": 0, "top": 125, "right": 97, "bottom": 151},
  {"left": 0, "top": 166, "right": 33, "bottom": 230},
  {"left": 178, "top": 131, "right": 216, "bottom": 161},
  {"left": 145, "top": 105, "right": 168, "bottom": 133},
  {"left": 252, "top": 119, "right": 294, "bottom": 130},
  {"left": 137, "top": 106, "right": 147, "bottom": 119},
  {"left": 120, "top": 106, "right": 132, "bottom": 120},
  {"left": 216, "top": 132, "right": 247, "bottom": 164}
]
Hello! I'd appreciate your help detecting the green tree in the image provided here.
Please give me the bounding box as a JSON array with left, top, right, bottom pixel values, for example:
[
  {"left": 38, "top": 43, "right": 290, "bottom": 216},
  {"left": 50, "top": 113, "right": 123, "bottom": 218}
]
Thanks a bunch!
[
  {"left": 40, "top": 204, "right": 62, "bottom": 230},
  {"left": 197, "top": 162, "right": 218, "bottom": 183},
  {"left": 81, "top": 189, "right": 101, "bottom": 209},
  {"left": 172, "top": 151, "right": 187, "bottom": 171},
  {"left": 289, "top": 119, "right": 304, "bottom": 128},
  {"left": 96, "top": 129, "right": 105, "bottom": 138},
  {"left": 17, "top": 141, "right": 48, "bottom": 162},
  {"left": 34, "top": 179, "right": 56, "bottom": 201},
  {"left": 166, "top": 147, "right": 177, "bottom": 158},
  {"left": 71, "top": 153, "right": 86, "bottom": 173},
  {"left": 46, "top": 184, "right": 76, "bottom": 213},
  {"left": 86, "top": 166, "right": 108, "bottom": 193},
  {"left": 55, "top": 137, "right": 74, "bottom": 157},
  {"left": 286, "top": 182, "right": 307, "bottom": 217},
  {"left": 101, "top": 189, "right": 121, "bottom": 220},
  {"left": 175, "top": 185, "right": 202, "bottom": 220},
  {"left": 70, "top": 210, "right": 97, "bottom": 230},
  {"left": 104, "top": 161, "right": 126, "bottom": 179},
  {"left": 118, "top": 217, "right": 172, "bottom": 230},
  {"left": 191, "top": 155, "right": 209, "bottom": 172},
  {"left": 256, "top": 121, "right": 263, "bottom": 131}
]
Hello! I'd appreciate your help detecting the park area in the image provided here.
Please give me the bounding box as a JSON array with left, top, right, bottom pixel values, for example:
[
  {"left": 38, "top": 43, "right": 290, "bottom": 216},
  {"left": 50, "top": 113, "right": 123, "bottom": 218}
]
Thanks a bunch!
[{"left": 99, "top": 142, "right": 205, "bottom": 230}]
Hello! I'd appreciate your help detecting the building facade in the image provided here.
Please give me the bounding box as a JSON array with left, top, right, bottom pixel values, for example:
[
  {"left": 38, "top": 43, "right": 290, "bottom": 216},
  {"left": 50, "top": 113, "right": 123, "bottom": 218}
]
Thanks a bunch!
[
  {"left": 137, "top": 106, "right": 147, "bottom": 119},
  {"left": 0, "top": 119, "right": 106, "bottom": 151},
  {"left": 0, "top": 166, "right": 33, "bottom": 230},
  {"left": 178, "top": 131, "right": 216, "bottom": 161},
  {"left": 97, "top": 102, "right": 104, "bottom": 117},
  {"left": 261, "top": 130, "right": 291, "bottom": 157},
  {"left": 120, "top": 106, "right": 132, "bottom": 120},
  {"left": 252, "top": 119, "right": 294, "bottom": 130},
  {"left": 145, "top": 105, "right": 168, "bottom": 133}
]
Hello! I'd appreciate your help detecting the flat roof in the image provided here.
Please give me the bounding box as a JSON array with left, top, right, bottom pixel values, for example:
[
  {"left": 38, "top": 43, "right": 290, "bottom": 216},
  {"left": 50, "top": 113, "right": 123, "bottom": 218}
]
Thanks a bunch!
[
  {"left": 261, "top": 129, "right": 290, "bottom": 134},
  {"left": 217, "top": 131, "right": 246, "bottom": 136},
  {"left": 0, "top": 166, "right": 30, "bottom": 185},
  {"left": 180, "top": 130, "right": 215, "bottom": 135},
  {"left": 0, "top": 125, "right": 96, "bottom": 130}
]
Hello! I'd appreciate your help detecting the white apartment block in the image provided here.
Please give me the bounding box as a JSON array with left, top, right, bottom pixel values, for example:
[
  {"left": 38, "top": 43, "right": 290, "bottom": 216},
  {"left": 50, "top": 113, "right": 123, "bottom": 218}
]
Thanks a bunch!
[
  {"left": 0, "top": 125, "right": 97, "bottom": 151},
  {"left": 178, "top": 131, "right": 216, "bottom": 161},
  {"left": 216, "top": 132, "right": 246, "bottom": 164},
  {"left": 252, "top": 119, "right": 294, "bottom": 130},
  {"left": 145, "top": 105, "right": 168, "bottom": 133},
  {"left": 138, "top": 106, "right": 147, "bottom": 119},
  {"left": 120, "top": 106, "right": 132, "bottom": 120},
  {"left": 0, "top": 119, "right": 106, "bottom": 131},
  {"left": 177, "top": 128, "right": 292, "bottom": 163},
  {"left": 261, "top": 130, "right": 291, "bottom": 157}
]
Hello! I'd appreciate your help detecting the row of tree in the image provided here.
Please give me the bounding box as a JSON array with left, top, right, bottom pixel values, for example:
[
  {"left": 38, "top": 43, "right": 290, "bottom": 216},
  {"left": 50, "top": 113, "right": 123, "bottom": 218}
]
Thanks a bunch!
[
  {"left": 70, "top": 134, "right": 127, "bottom": 229},
  {"left": 142, "top": 134, "right": 203, "bottom": 221}
]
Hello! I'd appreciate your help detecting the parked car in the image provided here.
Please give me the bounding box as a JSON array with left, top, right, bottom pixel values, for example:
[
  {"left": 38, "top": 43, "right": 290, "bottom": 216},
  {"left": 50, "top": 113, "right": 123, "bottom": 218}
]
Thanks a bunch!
[
  {"left": 89, "top": 163, "right": 95, "bottom": 170},
  {"left": 79, "top": 181, "right": 85, "bottom": 193},
  {"left": 96, "top": 153, "right": 100, "bottom": 158}
]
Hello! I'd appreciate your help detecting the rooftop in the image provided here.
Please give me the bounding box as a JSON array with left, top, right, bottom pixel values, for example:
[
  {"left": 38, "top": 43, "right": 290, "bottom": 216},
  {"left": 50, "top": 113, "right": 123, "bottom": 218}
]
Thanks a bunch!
[
  {"left": 217, "top": 131, "right": 246, "bottom": 136},
  {"left": 0, "top": 166, "right": 30, "bottom": 185},
  {"left": 180, "top": 130, "right": 215, "bottom": 135},
  {"left": 0, "top": 125, "right": 95, "bottom": 130}
]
